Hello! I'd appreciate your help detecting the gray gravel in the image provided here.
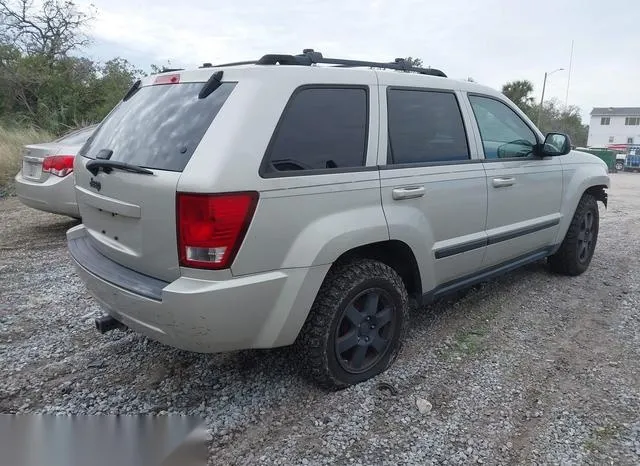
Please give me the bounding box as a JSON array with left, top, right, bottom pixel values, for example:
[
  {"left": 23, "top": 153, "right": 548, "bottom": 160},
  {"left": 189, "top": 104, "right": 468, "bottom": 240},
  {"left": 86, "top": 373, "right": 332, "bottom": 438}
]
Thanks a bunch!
[{"left": 1, "top": 174, "right": 640, "bottom": 465}]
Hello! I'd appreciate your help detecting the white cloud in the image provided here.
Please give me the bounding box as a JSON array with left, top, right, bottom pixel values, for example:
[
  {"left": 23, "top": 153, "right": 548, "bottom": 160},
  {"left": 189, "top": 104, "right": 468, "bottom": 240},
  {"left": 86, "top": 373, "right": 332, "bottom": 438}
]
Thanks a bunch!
[{"left": 77, "top": 0, "right": 640, "bottom": 119}]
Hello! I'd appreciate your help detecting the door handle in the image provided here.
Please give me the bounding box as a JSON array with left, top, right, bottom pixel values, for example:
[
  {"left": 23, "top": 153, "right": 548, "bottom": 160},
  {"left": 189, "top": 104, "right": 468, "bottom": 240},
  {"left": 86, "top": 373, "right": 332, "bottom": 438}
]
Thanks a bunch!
[
  {"left": 392, "top": 186, "right": 425, "bottom": 200},
  {"left": 492, "top": 177, "right": 515, "bottom": 188}
]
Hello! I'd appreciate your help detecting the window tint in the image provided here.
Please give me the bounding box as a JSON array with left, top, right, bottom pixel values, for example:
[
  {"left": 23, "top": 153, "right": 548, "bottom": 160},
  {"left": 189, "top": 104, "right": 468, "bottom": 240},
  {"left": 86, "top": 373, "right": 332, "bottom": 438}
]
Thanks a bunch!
[
  {"left": 469, "top": 95, "right": 537, "bottom": 159},
  {"left": 263, "top": 87, "right": 368, "bottom": 173},
  {"left": 387, "top": 90, "right": 469, "bottom": 164},
  {"left": 80, "top": 82, "right": 236, "bottom": 171}
]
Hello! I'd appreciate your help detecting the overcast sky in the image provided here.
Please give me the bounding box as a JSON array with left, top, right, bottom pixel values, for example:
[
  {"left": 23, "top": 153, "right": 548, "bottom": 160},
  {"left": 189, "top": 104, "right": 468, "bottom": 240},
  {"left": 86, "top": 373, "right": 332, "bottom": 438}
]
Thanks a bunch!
[{"left": 76, "top": 0, "right": 639, "bottom": 121}]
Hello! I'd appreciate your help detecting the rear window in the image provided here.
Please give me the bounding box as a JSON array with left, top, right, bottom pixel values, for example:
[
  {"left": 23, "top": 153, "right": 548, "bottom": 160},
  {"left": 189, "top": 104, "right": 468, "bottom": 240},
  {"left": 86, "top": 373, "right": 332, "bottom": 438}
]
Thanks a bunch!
[
  {"left": 56, "top": 125, "right": 96, "bottom": 145},
  {"left": 80, "top": 82, "right": 236, "bottom": 172}
]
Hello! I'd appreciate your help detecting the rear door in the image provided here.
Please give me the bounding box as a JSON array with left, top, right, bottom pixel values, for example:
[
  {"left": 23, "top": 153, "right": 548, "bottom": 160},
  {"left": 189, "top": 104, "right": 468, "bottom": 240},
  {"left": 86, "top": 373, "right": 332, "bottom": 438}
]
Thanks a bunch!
[
  {"left": 465, "top": 94, "right": 563, "bottom": 267},
  {"left": 378, "top": 84, "right": 488, "bottom": 291},
  {"left": 75, "top": 77, "right": 236, "bottom": 282}
]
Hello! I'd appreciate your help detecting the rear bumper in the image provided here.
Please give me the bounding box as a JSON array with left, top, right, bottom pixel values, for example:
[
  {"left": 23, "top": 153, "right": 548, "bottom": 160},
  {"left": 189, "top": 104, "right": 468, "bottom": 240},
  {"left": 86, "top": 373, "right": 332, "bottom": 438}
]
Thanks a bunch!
[
  {"left": 15, "top": 172, "right": 79, "bottom": 218},
  {"left": 67, "top": 225, "right": 328, "bottom": 353}
]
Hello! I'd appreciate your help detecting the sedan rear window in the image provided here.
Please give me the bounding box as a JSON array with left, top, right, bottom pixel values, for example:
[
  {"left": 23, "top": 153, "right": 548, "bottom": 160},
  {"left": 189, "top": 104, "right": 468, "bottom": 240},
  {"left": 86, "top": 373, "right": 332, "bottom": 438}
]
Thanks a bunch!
[
  {"left": 56, "top": 125, "right": 96, "bottom": 145},
  {"left": 79, "top": 82, "right": 236, "bottom": 172}
]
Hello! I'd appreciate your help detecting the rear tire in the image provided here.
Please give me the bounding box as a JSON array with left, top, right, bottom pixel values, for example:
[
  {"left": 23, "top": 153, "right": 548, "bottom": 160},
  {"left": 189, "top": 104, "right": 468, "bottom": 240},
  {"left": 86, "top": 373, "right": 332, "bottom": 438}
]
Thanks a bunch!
[
  {"left": 548, "top": 193, "right": 599, "bottom": 276},
  {"left": 297, "top": 259, "right": 409, "bottom": 389}
]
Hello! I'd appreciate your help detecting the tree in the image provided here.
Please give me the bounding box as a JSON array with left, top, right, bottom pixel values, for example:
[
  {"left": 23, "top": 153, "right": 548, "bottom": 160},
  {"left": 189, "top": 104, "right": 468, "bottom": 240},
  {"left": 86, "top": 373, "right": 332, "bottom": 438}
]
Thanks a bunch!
[
  {"left": 0, "top": 1, "right": 143, "bottom": 131},
  {"left": 500, "top": 79, "right": 589, "bottom": 147},
  {"left": 404, "top": 56, "right": 423, "bottom": 67},
  {"left": 86, "top": 58, "right": 142, "bottom": 122},
  {"left": 501, "top": 80, "right": 535, "bottom": 113},
  {"left": 537, "top": 99, "right": 588, "bottom": 147},
  {"left": 0, "top": 0, "right": 94, "bottom": 60}
]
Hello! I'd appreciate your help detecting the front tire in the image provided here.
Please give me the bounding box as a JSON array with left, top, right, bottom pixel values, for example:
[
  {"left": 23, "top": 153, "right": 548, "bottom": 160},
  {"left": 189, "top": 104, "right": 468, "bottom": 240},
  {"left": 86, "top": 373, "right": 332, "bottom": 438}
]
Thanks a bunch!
[
  {"left": 548, "top": 193, "right": 599, "bottom": 276},
  {"left": 298, "top": 259, "right": 409, "bottom": 389}
]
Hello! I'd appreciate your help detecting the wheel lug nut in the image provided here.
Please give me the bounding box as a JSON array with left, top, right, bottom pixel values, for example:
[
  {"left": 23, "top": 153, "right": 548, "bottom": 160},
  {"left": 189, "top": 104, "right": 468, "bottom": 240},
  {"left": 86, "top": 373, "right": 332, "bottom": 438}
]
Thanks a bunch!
[
  {"left": 370, "top": 325, "right": 375, "bottom": 329},
  {"left": 365, "top": 337, "right": 370, "bottom": 342}
]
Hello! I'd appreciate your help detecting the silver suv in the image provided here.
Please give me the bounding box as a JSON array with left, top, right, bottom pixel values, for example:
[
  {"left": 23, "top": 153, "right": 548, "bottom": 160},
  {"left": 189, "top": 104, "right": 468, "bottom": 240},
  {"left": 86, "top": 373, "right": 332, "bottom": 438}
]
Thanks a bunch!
[{"left": 67, "top": 50, "right": 610, "bottom": 388}]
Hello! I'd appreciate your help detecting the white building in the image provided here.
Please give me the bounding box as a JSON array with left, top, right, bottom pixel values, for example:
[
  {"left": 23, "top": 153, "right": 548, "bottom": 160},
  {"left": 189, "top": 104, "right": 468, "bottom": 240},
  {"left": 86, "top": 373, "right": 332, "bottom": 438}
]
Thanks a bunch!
[{"left": 587, "top": 107, "right": 640, "bottom": 147}]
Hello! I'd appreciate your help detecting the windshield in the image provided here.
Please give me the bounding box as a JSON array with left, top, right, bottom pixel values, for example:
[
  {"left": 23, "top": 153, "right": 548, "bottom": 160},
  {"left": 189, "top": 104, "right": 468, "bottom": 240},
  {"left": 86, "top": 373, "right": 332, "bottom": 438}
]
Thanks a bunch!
[{"left": 79, "top": 82, "right": 236, "bottom": 172}]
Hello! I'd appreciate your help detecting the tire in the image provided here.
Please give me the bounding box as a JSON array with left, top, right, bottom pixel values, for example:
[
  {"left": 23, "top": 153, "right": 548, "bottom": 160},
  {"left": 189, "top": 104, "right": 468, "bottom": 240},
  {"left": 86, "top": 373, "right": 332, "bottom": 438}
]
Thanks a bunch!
[
  {"left": 297, "top": 259, "right": 409, "bottom": 389},
  {"left": 615, "top": 161, "right": 624, "bottom": 171},
  {"left": 548, "top": 193, "right": 599, "bottom": 276}
]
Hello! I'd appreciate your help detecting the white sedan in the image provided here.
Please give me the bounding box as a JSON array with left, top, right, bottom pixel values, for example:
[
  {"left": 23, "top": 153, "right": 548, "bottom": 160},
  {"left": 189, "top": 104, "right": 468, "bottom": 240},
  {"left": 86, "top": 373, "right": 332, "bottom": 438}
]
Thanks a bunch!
[{"left": 15, "top": 125, "right": 96, "bottom": 218}]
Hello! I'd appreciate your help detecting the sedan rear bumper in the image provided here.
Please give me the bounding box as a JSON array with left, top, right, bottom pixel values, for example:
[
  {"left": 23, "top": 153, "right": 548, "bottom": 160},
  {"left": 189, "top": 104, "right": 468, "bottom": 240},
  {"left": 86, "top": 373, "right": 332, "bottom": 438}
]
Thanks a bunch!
[{"left": 15, "top": 172, "right": 79, "bottom": 218}]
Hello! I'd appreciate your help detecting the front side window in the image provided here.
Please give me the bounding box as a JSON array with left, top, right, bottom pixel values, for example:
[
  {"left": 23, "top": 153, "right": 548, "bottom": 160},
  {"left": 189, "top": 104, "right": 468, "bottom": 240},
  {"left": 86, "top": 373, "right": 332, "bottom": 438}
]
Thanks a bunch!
[
  {"left": 468, "top": 95, "right": 538, "bottom": 159},
  {"left": 262, "top": 87, "right": 368, "bottom": 174},
  {"left": 601, "top": 117, "right": 610, "bottom": 125},
  {"left": 387, "top": 89, "right": 469, "bottom": 165}
]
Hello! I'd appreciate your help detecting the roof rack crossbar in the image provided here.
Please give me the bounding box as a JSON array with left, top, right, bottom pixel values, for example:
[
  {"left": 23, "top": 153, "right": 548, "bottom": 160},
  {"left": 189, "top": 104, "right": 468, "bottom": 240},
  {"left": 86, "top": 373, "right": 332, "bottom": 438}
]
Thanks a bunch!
[
  {"left": 256, "top": 50, "right": 447, "bottom": 77},
  {"left": 208, "top": 60, "right": 258, "bottom": 68},
  {"left": 205, "top": 50, "right": 447, "bottom": 77}
]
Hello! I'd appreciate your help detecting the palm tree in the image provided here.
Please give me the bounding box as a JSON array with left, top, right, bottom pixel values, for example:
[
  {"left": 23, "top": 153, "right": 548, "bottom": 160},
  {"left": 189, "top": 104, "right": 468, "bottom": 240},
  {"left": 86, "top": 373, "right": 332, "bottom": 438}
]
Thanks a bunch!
[
  {"left": 501, "top": 80, "right": 535, "bottom": 112},
  {"left": 404, "top": 57, "right": 423, "bottom": 68}
]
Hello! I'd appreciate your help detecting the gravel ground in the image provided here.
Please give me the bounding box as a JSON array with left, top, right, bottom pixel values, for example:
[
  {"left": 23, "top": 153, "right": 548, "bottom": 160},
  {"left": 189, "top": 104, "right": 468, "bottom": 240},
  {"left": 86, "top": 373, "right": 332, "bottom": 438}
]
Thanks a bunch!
[{"left": 1, "top": 174, "right": 640, "bottom": 465}]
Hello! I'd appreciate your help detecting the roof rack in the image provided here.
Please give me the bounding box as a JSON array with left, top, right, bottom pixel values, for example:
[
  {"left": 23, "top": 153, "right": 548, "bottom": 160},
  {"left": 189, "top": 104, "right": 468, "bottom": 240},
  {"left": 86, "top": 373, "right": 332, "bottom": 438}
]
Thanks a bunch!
[
  {"left": 208, "top": 49, "right": 447, "bottom": 77},
  {"left": 160, "top": 67, "right": 184, "bottom": 73}
]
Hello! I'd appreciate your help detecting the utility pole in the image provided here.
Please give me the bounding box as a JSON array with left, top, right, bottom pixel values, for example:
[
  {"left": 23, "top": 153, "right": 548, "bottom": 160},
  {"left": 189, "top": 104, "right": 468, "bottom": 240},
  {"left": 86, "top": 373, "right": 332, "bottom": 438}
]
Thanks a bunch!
[
  {"left": 537, "top": 68, "right": 564, "bottom": 128},
  {"left": 565, "top": 40, "right": 574, "bottom": 107}
]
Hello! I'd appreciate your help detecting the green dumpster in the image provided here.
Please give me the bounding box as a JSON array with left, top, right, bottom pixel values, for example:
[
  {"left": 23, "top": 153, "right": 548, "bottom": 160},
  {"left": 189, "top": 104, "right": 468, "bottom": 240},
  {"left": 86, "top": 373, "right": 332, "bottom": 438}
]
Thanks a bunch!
[{"left": 575, "top": 148, "right": 617, "bottom": 172}]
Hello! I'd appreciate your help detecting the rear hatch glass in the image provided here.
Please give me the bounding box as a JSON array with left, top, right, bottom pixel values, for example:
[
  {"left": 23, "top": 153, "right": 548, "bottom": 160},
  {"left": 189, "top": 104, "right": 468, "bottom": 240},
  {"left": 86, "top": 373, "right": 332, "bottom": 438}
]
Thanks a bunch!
[
  {"left": 75, "top": 80, "right": 236, "bottom": 282},
  {"left": 80, "top": 82, "right": 236, "bottom": 171}
]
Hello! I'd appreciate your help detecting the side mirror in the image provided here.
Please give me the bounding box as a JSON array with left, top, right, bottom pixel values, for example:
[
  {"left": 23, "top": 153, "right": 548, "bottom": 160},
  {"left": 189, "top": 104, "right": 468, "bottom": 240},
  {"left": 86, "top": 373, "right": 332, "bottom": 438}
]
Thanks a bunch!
[{"left": 541, "top": 132, "right": 571, "bottom": 156}]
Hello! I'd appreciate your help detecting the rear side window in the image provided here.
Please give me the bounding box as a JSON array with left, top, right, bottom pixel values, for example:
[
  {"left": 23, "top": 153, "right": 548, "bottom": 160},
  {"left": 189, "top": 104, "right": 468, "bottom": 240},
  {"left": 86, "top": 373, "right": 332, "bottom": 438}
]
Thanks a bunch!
[
  {"left": 387, "top": 89, "right": 469, "bottom": 165},
  {"left": 80, "top": 82, "right": 236, "bottom": 172},
  {"left": 262, "top": 87, "right": 368, "bottom": 174}
]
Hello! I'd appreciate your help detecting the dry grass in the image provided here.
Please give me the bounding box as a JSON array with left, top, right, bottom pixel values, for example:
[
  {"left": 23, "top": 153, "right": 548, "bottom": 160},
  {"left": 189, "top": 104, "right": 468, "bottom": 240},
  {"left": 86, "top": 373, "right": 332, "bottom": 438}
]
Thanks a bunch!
[{"left": 0, "top": 126, "right": 53, "bottom": 197}]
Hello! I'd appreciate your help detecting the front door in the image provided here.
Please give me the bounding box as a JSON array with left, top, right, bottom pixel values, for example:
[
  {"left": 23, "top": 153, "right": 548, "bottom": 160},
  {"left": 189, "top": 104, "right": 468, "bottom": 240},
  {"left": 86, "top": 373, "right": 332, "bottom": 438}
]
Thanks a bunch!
[{"left": 466, "top": 94, "right": 563, "bottom": 268}]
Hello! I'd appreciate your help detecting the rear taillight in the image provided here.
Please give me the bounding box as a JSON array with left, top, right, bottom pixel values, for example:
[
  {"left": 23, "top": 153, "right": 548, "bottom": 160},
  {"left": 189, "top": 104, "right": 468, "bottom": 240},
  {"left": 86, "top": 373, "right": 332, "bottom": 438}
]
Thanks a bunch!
[
  {"left": 176, "top": 192, "right": 258, "bottom": 270},
  {"left": 42, "top": 155, "right": 75, "bottom": 177}
]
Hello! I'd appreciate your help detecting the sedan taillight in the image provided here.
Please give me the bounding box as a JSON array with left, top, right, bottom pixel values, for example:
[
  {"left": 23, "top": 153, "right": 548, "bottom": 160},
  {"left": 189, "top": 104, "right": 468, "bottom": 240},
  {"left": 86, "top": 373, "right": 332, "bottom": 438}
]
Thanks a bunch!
[
  {"left": 42, "top": 155, "right": 75, "bottom": 177},
  {"left": 176, "top": 192, "right": 258, "bottom": 269}
]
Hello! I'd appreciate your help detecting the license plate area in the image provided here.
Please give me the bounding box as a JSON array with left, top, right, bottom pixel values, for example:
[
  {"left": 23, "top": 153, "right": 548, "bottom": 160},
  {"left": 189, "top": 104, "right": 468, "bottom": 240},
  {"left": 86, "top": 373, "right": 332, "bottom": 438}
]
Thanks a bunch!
[{"left": 22, "top": 160, "right": 42, "bottom": 180}]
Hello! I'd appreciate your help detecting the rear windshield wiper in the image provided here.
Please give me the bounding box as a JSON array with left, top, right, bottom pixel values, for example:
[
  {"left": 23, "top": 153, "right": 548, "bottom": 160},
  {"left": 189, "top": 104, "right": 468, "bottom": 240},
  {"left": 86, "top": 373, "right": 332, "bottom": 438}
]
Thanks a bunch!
[
  {"left": 86, "top": 159, "right": 154, "bottom": 176},
  {"left": 199, "top": 71, "right": 223, "bottom": 99}
]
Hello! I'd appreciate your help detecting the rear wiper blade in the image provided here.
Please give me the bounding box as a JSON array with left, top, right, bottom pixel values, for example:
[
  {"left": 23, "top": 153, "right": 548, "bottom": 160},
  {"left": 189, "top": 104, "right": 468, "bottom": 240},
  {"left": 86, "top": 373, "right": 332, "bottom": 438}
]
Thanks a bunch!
[{"left": 86, "top": 159, "right": 154, "bottom": 176}]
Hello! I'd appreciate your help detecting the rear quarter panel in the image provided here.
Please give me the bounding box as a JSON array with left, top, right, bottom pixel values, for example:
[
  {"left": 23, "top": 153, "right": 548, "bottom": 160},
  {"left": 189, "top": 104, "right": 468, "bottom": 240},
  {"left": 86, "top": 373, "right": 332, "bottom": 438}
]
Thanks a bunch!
[{"left": 177, "top": 67, "right": 388, "bottom": 277}]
